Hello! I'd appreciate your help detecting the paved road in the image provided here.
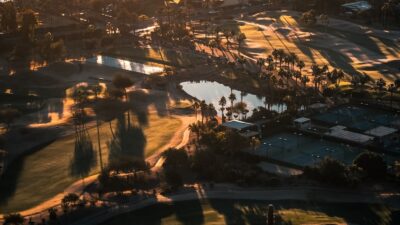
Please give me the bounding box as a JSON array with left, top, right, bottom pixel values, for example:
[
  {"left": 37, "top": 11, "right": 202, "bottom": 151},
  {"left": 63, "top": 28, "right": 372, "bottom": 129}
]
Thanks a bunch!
[{"left": 70, "top": 184, "right": 400, "bottom": 225}]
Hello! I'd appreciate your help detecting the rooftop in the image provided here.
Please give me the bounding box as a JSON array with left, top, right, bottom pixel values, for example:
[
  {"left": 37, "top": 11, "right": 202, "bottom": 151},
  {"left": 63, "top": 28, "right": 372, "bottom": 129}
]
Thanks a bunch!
[
  {"left": 294, "top": 117, "right": 311, "bottom": 123},
  {"left": 330, "top": 125, "right": 347, "bottom": 131},
  {"left": 309, "top": 103, "right": 327, "bottom": 109},
  {"left": 326, "top": 128, "right": 374, "bottom": 144},
  {"left": 222, "top": 120, "right": 256, "bottom": 130},
  {"left": 364, "top": 126, "right": 398, "bottom": 137},
  {"left": 342, "top": 1, "right": 372, "bottom": 12}
]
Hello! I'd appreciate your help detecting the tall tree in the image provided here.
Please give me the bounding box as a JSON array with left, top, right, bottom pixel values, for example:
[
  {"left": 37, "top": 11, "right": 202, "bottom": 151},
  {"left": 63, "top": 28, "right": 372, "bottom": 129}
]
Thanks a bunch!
[
  {"left": 112, "top": 74, "right": 134, "bottom": 127},
  {"left": 21, "top": 9, "right": 37, "bottom": 41},
  {"left": 218, "top": 96, "right": 227, "bottom": 120},
  {"left": 0, "top": 2, "right": 17, "bottom": 32}
]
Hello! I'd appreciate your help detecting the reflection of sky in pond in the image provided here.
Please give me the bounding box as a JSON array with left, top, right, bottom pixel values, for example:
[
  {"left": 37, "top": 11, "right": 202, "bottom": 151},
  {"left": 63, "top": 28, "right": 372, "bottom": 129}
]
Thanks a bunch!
[
  {"left": 86, "top": 55, "right": 164, "bottom": 75},
  {"left": 180, "top": 81, "right": 286, "bottom": 114}
]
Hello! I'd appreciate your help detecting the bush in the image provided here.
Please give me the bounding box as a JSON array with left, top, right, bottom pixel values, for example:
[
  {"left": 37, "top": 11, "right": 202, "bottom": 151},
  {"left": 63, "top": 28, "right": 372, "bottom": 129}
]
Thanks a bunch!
[
  {"left": 304, "top": 157, "right": 348, "bottom": 185},
  {"left": 162, "top": 148, "right": 189, "bottom": 170},
  {"left": 300, "top": 10, "right": 317, "bottom": 26},
  {"left": 354, "top": 152, "right": 387, "bottom": 179},
  {"left": 164, "top": 169, "right": 183, "bottom": 189},
  {"left": 3, "top": 213, "right": 24, "bottom": 225}
]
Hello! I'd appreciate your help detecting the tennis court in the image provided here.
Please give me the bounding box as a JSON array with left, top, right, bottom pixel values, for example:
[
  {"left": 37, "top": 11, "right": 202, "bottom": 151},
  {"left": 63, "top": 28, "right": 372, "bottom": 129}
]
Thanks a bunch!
[
  {"left": 254, "top": 132, "right": 364, "bottom": 167},
  {"left": 313, "top": 105, "right": 399, "bottom": 132}
]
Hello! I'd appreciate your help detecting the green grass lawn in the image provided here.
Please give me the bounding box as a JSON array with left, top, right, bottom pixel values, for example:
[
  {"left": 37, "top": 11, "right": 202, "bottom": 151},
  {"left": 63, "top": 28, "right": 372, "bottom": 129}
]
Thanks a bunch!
[
  {"left": 0, "top": 113, "right": 181, "bottom": 213},
  {"left": 102, "top": 199, "right": 400, "bottom": 225}
]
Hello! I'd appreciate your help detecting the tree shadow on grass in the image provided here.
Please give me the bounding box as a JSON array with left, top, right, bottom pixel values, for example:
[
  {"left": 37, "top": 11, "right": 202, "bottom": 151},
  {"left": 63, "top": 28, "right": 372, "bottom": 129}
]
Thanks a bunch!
[
  {"left": 70, "top": 131, "right": 96, "bottom": 180},
  {"left": 108, "top": 114, "right": 147, "bottom": 162},
  {"left": 0, "top": 156, "right": 24, "bottom": 213},
  {"left": 128, "top": 89, "right": 170, "bottom": 121},
  {"left": 207, "top": 199, "right": 248, "bottom": 225}
]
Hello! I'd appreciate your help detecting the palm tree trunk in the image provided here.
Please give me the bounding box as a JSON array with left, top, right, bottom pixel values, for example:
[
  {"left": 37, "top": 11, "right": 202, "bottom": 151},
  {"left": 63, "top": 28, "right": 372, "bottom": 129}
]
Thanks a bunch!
[{"left": 96, "top": 117, "right": 104, "bottom": 172}]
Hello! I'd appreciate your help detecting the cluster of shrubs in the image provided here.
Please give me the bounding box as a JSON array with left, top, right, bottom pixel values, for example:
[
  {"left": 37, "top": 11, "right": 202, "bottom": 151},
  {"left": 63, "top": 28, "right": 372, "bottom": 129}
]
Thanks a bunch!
[{"left": 303, "top": 151, "right": 388, "bottom": 186}]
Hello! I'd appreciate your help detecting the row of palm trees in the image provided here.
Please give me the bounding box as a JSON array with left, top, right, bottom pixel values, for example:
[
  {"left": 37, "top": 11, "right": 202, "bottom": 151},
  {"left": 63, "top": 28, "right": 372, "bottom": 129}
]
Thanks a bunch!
[
  {"left": 191, "top": 91, "right": 252, "bottom": 124},
  {"left": 192, "top": 100, "right": 217, "bottom": 123}
]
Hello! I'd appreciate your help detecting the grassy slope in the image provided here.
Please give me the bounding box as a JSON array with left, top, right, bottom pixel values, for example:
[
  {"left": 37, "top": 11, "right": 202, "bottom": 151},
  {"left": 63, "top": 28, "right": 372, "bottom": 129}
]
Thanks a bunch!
[
  {"left": 102, "top": 200, "right": 399, "bottom": 225},
  {"left": 0, "top": 113, "right": 181, "bottom": 213}
]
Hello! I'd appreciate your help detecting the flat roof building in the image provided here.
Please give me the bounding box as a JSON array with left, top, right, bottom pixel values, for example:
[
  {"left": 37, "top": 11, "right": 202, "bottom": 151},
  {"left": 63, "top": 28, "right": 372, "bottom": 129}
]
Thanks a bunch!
[
  {"left": 294, "top": 117, "right": 311, "bottom": 129},
  {"left": 364, "top": 126, "right": 398, "bottom": 147},
  {"left": 326, "top": 126, "right": 374, "bottom": 145},
  {"left": 221, "top": 120, "right": 260, "bottom": 138}
]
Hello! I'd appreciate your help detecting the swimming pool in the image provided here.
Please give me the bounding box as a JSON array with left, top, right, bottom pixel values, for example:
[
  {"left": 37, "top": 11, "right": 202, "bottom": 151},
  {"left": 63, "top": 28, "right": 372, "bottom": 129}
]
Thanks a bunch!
[{"left": 86, "top": 55, "right": 164, "bottom": 75}]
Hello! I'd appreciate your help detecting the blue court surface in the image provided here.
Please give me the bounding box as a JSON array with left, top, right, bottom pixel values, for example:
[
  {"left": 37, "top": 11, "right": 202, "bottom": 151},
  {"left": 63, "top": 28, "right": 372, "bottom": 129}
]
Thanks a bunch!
[
  {"left": 254, "top": 132, "right": 365, "bottom": 167},
  {"left": 313, "top": 105, "right": 400, "bottom": 132}
]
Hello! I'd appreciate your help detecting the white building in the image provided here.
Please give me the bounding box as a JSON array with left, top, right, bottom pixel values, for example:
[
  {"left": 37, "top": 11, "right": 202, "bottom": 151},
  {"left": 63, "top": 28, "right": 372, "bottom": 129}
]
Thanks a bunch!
[
  {"left": 364, "top": 126, "right": 398, "bottom": 147},
  {"left": 326, "top": 125, "right": 375, "bottom": 145},
  {"left": 293, "top": 117, "right": 311, "bottom": 129},
  {"left": 221, "top": 120, "right": 260, "bottom": 138}
]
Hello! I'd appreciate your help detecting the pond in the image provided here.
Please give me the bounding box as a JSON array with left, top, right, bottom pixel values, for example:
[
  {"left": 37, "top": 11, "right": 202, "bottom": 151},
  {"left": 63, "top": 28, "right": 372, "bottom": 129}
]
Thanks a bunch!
[
  {"left": 180, "top": 81, "right": 286, "bottom": 114},
  {"left": 86, "top": 55, "right": 164, "bottom": 75}
]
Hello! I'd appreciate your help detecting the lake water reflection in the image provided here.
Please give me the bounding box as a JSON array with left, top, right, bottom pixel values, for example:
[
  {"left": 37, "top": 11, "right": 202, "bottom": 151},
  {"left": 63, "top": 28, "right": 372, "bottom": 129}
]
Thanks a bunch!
[{"left": 180, "top": 81, "right": 287, "bottom": 114}]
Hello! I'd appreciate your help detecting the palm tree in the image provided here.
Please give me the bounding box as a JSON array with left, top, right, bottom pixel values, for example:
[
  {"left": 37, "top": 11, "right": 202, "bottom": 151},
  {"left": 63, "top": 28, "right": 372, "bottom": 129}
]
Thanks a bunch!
[
  {"left": 296, "top": 60, "right": 305, "bottom": 73},
  {"left": 218, "top": 96, "right": 227, "bottom": 120},
  {"left": 301, "top": 75, "right": 310, "bottom": 88},
  {"left": 0, "top": 2, "right": 17, "bottom": 33},
  {"left": 381, "top": 2, "right": 391, "bottom": 27},
  {"left": 112, "top": 74, "right": 134, "bottom": 127},
  {"left": 376, "top": 78, "right": 386, "bottom": 93},
  {"left": 336, "top": 69, "right": 345, "bottom": 85},
  {"left": 223, "top": 29, "right": 231, "bottom": 50},
  {"left": 192, "top": 101, "right": 200, "bottom": 119},
  {"left": 208, "top": 103, "right": 217, "bottom": 119},
  {"left": 208, "top": 39, "right": 217, "bottom": 56},
  {"left": 228, "top": 92, "right": 236, "bottom": 109},
  {"left": 189, "top": 122, "right": 201, "bottom": 142},
  {"left": 199, "top": 100, "right": 208, "bottom": 123},
  {"left": 21, "top": 9, "right": 37, "bottom": 41},
  {"left": 289, "top": 52, "right": 298, "bottom": 71},
  {"left": 237, "top": 56, "right": 246, "bottom": 69},
  {"left": 266, "top": 55, "right": 274, "bottom": 71},
  {"left": 360, "top": 73, "right": 371, "bottom": 87},
  {"left": 234, "top": 102, "right": 248, "bottom": 120},
  {"left": 395, "top": 78, "right": 400, "bottom": 89},
  {"left": 293, "top": 71, "right": 301, "bottom": 87},
  {"left": 272, "top": 49, "right": 279, "bottom": 65},
  {"left": 267, "top": 204, "right": 274, "bottom": 225},
  {"left": 311, "top": 64, "right": 322, "bottom": 92},
  {"left": 257, "top": 58, "right": 265, "bottom": 73},
  {"left": 278, "top": 69, "right": 289, "bottom": 86},
  {"left": 327, "top": 68, "right": 339, "bottom": 85},
  {"left": 236, "top": 32, "right": 246, "bottom": 56},
  {"left": 277, "top": 49, "right": 286, "bottom": 69},
  {"left": 388, "top": 83, "right": 397, "bottom": 108},
  {"left": 91, "top": 84, "right": 104, "bottom": 172}
]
